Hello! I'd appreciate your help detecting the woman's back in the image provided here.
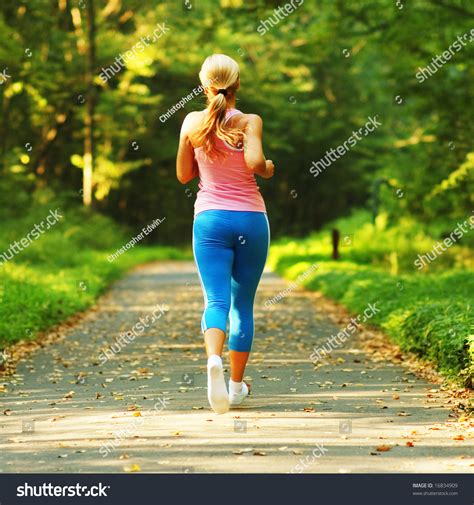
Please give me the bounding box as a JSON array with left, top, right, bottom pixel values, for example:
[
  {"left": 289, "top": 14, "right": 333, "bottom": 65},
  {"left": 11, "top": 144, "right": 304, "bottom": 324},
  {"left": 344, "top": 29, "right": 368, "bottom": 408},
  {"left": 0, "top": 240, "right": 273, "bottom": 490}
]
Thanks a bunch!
[{"left": 191, "top": 108, "right": 266, "bottom": 216}]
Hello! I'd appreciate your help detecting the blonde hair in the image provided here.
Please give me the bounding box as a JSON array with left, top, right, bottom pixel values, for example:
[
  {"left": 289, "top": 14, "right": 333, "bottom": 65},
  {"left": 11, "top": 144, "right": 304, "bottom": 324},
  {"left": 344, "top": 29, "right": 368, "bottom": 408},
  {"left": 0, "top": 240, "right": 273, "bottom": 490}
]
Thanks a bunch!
[{"left": 191, "top": 54, "right": 244, "bottom": 157}]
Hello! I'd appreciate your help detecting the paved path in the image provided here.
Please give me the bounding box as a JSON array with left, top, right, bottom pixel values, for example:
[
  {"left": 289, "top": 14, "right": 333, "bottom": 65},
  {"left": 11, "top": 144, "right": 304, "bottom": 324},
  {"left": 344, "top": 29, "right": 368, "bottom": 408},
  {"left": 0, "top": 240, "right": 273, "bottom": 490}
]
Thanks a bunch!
[{"left": 0, "top": 262, "right": 472, "bottom": 473}]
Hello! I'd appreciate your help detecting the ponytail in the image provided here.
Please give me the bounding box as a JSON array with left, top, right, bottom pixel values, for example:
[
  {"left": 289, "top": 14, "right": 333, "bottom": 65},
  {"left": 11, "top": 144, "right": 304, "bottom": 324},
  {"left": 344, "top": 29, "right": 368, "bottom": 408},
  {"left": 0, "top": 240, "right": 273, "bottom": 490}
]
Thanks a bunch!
[{"left": 190, "top": 54, "right": 244, "bottom": 158}]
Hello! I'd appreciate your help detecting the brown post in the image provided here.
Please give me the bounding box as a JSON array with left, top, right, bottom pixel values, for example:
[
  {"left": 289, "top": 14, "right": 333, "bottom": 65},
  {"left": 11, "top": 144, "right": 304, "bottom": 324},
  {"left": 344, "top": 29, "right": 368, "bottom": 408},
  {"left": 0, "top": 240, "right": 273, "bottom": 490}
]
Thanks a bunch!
[{"left": 332, "top": 229, "right": 340, "bottom": 260}]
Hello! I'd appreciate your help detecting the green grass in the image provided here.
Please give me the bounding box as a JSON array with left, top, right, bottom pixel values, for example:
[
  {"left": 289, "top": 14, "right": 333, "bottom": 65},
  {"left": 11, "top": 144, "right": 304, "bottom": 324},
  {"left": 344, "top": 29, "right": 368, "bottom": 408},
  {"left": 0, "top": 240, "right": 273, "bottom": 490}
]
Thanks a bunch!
[
  {"left": 0, "top": 201, "right": 190, "bottom": 347},
  {"left": 269, "top": 211, "right": 474, "bottom": 386}
]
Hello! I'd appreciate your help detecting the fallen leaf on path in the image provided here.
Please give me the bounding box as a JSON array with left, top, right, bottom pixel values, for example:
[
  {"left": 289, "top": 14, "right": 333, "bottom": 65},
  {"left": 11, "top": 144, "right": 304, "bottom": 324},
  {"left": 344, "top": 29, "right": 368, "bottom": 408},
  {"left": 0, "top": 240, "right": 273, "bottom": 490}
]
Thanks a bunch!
[
  {"left": 397, "top": 411, "right": 410, "bottom": 416},
  {"left": 232, "top": 448, "right": 253, "bottom": 455},
  {"left": 453, "top": 435, "right": 465, "bottom": 441},
  {"left": 392, "top": 394, "right": 400, "bottom": 400},
  {"left": 405, "top": 441, "right": 415, "bottom": 447},
  {"left": 253, "top": 451, "right": 266, "bottom": 456},
  {"left": 172, "top": 431, "right": 182, "bottom": 436},
  {"left": 63, "top": 391, "right": 75, "bottom": 400},
  {"left": 132, "top": 412, "right": 142, "bottom": 417},
  {"left": 119, "top": 454, "right": 129, "bottom": 460},
  {"left": 376, "top": 445, "right": 392, "bottom": 452},
  {"left": 123, "top": 464, "right": 141, "bottom": 472}
]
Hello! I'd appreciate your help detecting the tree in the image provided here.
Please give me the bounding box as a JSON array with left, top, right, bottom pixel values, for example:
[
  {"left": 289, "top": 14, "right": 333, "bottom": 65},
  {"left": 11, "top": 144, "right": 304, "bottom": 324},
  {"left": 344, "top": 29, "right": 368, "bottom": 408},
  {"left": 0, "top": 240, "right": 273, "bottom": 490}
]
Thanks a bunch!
[{"left": 83, "top": 0, "right": 96, "bottom": 207}]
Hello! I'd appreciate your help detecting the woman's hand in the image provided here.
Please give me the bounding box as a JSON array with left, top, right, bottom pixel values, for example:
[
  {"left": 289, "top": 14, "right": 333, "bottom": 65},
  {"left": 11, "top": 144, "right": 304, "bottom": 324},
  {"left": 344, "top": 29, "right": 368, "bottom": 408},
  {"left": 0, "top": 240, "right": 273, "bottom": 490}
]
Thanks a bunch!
[{"left": 263, "top": 159, "right": 275, "bottom": 179}]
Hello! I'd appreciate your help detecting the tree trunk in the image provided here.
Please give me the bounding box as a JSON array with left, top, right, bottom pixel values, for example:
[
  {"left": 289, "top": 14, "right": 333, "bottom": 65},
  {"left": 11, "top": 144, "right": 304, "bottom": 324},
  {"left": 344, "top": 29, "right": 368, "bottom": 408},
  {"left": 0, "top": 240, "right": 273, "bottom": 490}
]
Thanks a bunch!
[{"left": 83, "top": 0, "right": 96, "bottom": 206}]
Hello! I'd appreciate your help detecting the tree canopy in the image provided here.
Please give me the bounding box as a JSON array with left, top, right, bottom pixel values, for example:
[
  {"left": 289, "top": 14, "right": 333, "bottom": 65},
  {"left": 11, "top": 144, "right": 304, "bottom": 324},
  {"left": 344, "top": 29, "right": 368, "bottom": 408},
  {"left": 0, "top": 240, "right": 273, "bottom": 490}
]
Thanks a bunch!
[{"left": 1, "top": 0, "right": 472, "bottom": 243}]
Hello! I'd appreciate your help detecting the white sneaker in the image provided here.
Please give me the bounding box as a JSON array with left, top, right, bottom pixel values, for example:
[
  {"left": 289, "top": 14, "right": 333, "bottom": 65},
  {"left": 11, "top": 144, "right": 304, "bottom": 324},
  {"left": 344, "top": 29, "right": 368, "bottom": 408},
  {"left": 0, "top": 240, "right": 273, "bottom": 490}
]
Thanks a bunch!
[
  {"left": 229, "top": 380, "right": 250, "bottom": 406},
  {"left": 207, "top": 355, "right": 229, "bottom": 414}
]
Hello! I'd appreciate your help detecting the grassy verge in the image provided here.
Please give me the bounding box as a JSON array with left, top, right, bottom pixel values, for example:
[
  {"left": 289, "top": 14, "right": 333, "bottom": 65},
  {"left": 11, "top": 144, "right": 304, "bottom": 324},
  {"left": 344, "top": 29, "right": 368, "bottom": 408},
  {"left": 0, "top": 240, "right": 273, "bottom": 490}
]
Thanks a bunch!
[
  {"left": 0, "top": 201, "right": 190, "bottom": 347},
  {"left": 269, "top": 211, "right": 473, "bottom": 386}
]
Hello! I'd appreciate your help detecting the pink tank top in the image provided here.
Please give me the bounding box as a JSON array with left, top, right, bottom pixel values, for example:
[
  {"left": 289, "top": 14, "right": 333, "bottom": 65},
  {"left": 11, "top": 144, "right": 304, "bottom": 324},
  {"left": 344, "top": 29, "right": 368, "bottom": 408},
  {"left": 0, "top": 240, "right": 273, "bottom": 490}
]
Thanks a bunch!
[{"left": 194, "top": 108, "right": 266, "bottom": 217}]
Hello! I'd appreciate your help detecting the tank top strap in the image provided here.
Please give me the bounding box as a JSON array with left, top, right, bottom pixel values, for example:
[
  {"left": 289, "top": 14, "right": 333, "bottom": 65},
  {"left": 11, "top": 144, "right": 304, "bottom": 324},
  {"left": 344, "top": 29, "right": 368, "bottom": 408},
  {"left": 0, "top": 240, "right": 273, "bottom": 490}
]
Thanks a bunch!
[{"left": 225, "top": 108, "right": 242, "bottom": 123}]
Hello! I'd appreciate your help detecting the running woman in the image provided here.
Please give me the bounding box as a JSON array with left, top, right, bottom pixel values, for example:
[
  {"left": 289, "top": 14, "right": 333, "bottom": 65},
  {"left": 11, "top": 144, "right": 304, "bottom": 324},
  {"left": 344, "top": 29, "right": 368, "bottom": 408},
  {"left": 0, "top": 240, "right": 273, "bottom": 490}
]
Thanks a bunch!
[{"left": 176, "top": 54, "right": 274, "bottom": 414}]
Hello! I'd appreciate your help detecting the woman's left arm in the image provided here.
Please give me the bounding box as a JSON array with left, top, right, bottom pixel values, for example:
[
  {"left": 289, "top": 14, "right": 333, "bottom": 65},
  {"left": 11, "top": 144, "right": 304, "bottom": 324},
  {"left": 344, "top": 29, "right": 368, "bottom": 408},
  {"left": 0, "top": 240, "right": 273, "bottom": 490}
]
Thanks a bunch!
[{"left": 176, "top": 113, "right": 199, "bottom": 184}]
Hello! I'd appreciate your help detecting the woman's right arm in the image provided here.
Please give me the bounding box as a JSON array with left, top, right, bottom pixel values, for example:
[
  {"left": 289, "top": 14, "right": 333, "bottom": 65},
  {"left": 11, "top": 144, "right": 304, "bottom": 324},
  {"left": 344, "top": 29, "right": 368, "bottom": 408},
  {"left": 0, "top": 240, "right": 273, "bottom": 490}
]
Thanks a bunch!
[
  {"left": 176, "top": 112, "right": 199, "bottom": 184},
  {"left": 243, "top": 114, "right": 274, "bottom": 179}
]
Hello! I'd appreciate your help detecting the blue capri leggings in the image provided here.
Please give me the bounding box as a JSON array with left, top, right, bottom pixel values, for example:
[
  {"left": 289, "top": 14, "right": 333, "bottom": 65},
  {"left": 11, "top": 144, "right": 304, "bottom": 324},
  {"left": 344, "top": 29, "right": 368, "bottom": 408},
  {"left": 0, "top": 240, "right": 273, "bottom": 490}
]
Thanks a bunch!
[{"left": 193, "top": 210, "right": 270, "bottom": 352}]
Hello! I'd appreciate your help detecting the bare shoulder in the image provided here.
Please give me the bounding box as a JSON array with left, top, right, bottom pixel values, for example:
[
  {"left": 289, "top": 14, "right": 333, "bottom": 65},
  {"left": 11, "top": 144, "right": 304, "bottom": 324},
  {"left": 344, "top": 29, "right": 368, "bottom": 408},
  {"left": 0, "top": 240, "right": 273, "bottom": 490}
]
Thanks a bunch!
[
  {"left": 243, "top": 113, "right": 262, "bottom": 122},
  {"left": 181, "top": 110, "right": 206, "bottom": 135},
  {"left": 239, "top": 113, "right": 263, "bottom": 134},
  {"left": 187, "top": 110, "right": 206, "bottom": 121},
  {"left": 240, "top": 113, "right": 262, "bottom": 124}
]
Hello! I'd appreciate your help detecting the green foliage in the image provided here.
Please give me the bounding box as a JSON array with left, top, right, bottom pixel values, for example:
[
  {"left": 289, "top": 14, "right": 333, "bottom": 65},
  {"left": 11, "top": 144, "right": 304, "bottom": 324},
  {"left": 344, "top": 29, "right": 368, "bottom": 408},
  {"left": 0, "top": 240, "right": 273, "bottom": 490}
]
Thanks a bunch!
[
  {"left": 1, "top": 0, "right": 472, "bottom": 238},
  {"left": 270, "top": 212, "right": 474, "bottom": 384},
  {"left": 0, "top": 199, "right": 190, "bottom": 347},
  {"left": 270, "top": 209, "right": 474, "bottom": 273}
]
